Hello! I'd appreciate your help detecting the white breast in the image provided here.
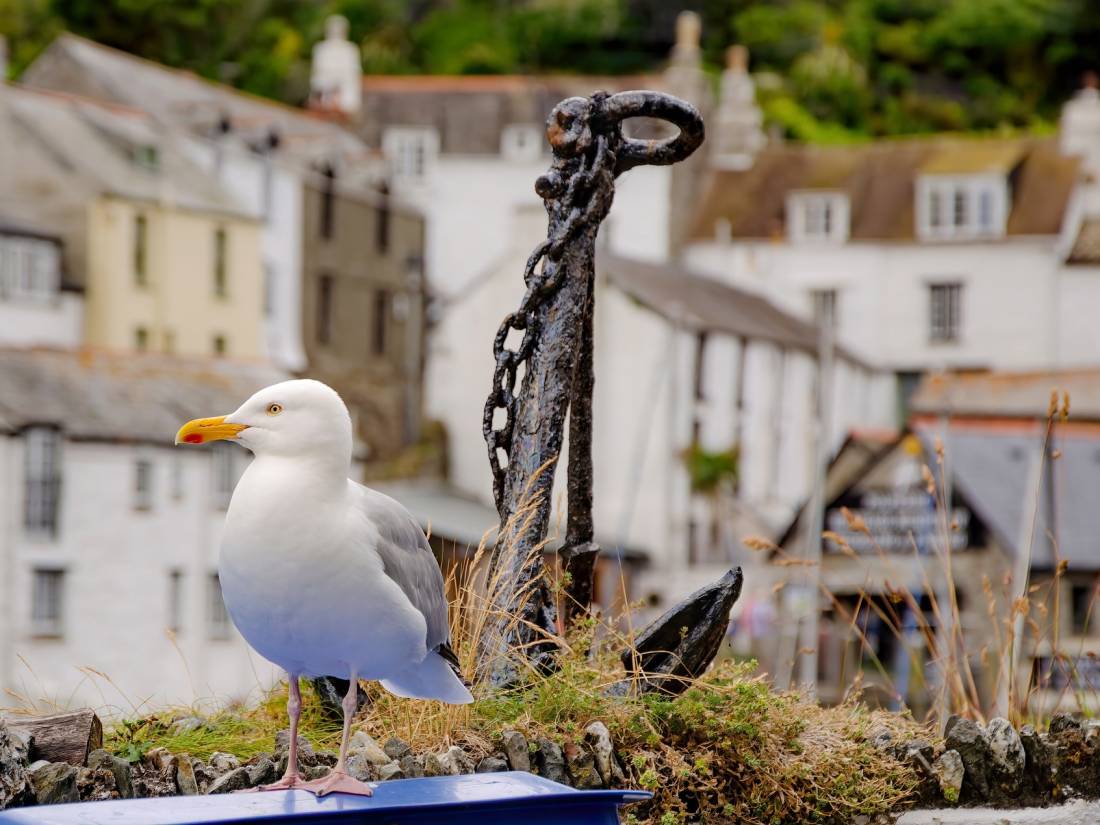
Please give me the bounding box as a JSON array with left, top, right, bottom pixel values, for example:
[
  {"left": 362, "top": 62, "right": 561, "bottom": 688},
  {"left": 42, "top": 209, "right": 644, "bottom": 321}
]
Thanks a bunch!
[{"left": 217, "top": 458, "right": 428, "bottom": 679}]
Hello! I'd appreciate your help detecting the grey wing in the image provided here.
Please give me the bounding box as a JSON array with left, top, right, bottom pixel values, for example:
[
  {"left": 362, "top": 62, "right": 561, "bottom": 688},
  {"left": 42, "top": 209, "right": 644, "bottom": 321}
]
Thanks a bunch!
[{"left": 359, "top": 485, "right": 451, "bottom": 652}]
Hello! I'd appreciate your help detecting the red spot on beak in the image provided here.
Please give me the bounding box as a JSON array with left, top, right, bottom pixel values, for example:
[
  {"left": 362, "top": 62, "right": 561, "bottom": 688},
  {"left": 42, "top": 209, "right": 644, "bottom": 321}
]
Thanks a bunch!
[{"left": 183, "top": 433, "right": 204, "bottom": 444}]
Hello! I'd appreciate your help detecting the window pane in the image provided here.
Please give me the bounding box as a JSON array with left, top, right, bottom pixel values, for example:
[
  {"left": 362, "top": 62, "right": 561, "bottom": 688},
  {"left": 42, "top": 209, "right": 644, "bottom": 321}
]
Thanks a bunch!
[
  {"left": 208, "top": 574, "right": 230, "bottom": 637},
  {"left": 24, "top": 428, "right": 61, "bottom": 535},
  {"left": 32, "top": 569, "right": 63, "bottom": 634},
  {"left": 134, "top": 214, "right": 148, "bottom": 285},
  {"left": 953, "top": 188, "right": 967, "bottom": 228},
  {"left": 213, "top": 228, "right": 228, "bottom": 298}
]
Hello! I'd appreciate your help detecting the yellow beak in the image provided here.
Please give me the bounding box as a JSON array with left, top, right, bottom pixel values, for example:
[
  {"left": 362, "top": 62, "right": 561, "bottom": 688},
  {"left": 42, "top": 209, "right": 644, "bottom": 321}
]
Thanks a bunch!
[{"left": 175, "top": 416, "right": 248, "bottom": 446}]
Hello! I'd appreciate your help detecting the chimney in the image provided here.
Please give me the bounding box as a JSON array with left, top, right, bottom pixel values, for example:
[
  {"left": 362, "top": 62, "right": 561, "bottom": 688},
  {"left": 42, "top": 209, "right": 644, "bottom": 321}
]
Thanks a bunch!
[
  {"left": 1060, "top": 71, "right": 1100, "bottom": 179},
  {"left": 310, "top": 15, "right": 362, "bottom": 116},
  {"left": 663, "top": 11, "right": 710, "bottom": 112},
  {"left": 712, "top": 45, "right": 765, "bottom": 170}
]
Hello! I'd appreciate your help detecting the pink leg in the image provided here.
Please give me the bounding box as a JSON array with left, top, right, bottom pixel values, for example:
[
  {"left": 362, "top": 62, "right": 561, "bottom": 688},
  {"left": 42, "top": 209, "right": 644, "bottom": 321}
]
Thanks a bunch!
[
  {"left": 299, "top": 671, "right": 373, "bottom": 797},
  {"left": 243, "top": 673, "right": 305, "bottom": 792}
]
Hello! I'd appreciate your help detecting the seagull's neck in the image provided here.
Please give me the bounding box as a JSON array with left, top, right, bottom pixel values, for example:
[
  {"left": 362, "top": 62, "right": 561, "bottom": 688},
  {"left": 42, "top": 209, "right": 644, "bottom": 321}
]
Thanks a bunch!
[{"left": 244, "top": 452, "right": 351, "bottom": 500}]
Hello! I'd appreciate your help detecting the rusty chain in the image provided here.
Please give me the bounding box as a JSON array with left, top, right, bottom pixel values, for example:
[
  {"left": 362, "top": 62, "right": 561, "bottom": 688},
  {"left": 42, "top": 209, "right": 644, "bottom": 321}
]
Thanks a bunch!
[{"left": 482, "top": 109, "right": 617, "bottom": 515}]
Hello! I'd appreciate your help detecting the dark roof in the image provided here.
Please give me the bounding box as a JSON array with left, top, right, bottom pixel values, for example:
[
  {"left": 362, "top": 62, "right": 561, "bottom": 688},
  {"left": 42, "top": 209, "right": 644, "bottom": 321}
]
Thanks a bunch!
[
  {"left": 689, "top": 136, "right": 1080, "bottom": 242},
  {"left": 598, "top": 251, "right": 870, "bottom": 368},
  {"left": 918, "top": 424, "right": 1100, "bottom": 570},
  {"left": 359, "top": 74, "right": 663, "bottom": 154},
  {"left": 0, "top": 348, "right": 287, "bottom": 444},
  {"left": 910, "top": 369, "right": 1100, "bottom": 422},
  {"left": 22, "top": 34, "right": 370, "bottom": 169},
  {"left": 0, "top": 214, "right": 62, "bottom": 242},
  {"left": 780, "top": 424, "right": 1100, "bottom": 571},
  {"left": 1068, "top": 218, "right": 1100, "bottom": 264}
]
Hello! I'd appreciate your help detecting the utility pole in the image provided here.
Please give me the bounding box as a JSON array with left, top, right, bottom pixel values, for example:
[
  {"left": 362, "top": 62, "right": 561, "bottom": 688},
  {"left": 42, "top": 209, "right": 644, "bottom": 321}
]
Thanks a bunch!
[{"left": 797, "top": 307, "right": 835, "bottom": 694}]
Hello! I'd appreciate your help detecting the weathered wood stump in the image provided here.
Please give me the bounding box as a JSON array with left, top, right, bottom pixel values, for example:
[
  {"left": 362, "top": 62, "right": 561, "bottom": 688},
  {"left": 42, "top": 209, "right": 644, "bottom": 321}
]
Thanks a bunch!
[{"left": 3, "top": 710, "right": 103, "bottom": 766}]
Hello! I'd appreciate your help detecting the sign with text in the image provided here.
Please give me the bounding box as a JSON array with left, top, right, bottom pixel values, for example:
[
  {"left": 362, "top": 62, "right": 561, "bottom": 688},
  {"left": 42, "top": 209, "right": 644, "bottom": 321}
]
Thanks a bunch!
[{"left": 825, "top": 489, "right": 970, "bottom": 554}]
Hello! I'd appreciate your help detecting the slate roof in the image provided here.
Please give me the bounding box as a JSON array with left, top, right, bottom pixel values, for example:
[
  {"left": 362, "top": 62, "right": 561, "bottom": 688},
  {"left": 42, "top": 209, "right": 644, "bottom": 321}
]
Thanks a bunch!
[
  {"left": 910, "top": 369, "right": 1100, "bottom": 422},
  {"left": 1068, "top": 218, "right": 1100, "bottom": 264},
  {"left": 689, "top": 136, "right": 1080, "bottom": 242},
  {"left": 359, "top": 73, "right": 664, "bottom": 154},
  {"left": 598, "top": 251, "right": 870, "bottom": 368},
  {"left": 4, "top": 85, "right": 250, "bottom": 217},
  {"left": 916, "top": 424, "right": 1100, "bottom": 571},
  {"left": 0, "top": 348, "right": 287, "bottom": 444},
  {"left": 781, "top": 423, "right": 1100, "bottom": 571},
  {"left": 22, "top": 34, "right": 371, "bottom": 170}
]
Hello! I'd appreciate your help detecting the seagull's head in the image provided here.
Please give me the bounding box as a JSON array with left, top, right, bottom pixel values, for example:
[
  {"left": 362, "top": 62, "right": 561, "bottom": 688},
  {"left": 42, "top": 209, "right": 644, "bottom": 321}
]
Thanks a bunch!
[{"left": 175, "top": 379, "right": 353, "bottom": 461}]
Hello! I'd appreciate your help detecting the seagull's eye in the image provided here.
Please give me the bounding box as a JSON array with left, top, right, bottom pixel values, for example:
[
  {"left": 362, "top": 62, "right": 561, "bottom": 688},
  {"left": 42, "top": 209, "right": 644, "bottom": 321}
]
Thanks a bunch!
[{"left": 266, "top": 403, "right": 283, "bottom": 416}]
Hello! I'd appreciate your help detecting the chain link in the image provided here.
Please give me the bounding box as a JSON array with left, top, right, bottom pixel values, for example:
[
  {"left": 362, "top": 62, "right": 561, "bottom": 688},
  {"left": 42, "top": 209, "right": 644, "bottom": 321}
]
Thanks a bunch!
[{"left": 482, "top": 127, "right": 617, "bottom": 514}]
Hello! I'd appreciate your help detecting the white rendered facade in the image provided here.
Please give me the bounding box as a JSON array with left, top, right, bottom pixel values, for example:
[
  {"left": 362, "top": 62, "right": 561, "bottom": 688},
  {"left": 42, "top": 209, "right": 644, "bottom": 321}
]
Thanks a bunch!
[{"left": 0, "top": 433, "right": 276, "bottom": 713}]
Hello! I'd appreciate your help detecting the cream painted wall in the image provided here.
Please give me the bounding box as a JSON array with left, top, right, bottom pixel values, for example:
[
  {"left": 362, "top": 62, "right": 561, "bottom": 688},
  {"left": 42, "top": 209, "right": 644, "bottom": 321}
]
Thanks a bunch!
[{"left": 85, "top": 198, "right": 264, "bottom": 359}]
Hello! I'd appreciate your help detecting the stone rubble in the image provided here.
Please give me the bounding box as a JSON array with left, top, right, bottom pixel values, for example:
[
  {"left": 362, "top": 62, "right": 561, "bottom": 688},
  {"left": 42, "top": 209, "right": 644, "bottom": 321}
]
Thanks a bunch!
[{"left": 5, "top": 710, "right": 1100, "bottom": 815}]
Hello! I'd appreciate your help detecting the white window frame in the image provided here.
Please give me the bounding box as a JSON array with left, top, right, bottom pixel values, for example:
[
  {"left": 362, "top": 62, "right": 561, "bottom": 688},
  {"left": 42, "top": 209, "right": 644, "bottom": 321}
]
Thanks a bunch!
[
  {"left": 31, "top": 567, "right": 65, "bottom": 637},
  {"left": 207, "top": 573, "right": 231, "bottom": 639},
  {"left": 929, "top": 281, "right": 964, "bottom": 343},
  {"left": 212, "top": 443, "right": 242, "bottom": 509},
  {"left": 134, "top": 457, "right": 154, "bottom": 511},
  {"left": 787, "top": 192, "right": 850, "bottom": 243},
  {"left": 917, "top": 175, "right": 1008, "bottom": 240},
  {"left": 382, "top": 127, "right": 439, "bottom": 181},
  {"left": 0, "top": 236, "right": 60, "bottom": 303},
  {"left": 500, "top": 123, "right": 544, "bottom": 162},
  {"left": 811, "top": 288, "right": 839, "bottom": 329},
  {"left": 24, "top": 426, "right": 62, "bottom": 537},
  {"left": 168, "top": 569, "right": 184, "bottom": 634}
]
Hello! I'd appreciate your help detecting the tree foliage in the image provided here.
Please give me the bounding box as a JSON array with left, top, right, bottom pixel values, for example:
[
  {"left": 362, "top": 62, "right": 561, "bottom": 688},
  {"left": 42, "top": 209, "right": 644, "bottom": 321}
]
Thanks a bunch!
[{"left": 3, "top": 0, "right": 1098, "bottom": 136}]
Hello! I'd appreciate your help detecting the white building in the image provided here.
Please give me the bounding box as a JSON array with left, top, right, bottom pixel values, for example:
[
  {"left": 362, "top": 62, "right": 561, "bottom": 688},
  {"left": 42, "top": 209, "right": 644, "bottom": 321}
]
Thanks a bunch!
[
  {"left": 22, "top": 33, "right": 387, "bottom": 372},
  {"left": 684, "top": 74, "right": 1100, "bottom": 401},
  {"left": 0, "top": 349, "right": 287, "bottom": 712},
  {"left": 0, "top": 219, "right": 82, "bottom": 348},
  {"left": 423, "top": 197, "right": 893, "bottom": 603}
]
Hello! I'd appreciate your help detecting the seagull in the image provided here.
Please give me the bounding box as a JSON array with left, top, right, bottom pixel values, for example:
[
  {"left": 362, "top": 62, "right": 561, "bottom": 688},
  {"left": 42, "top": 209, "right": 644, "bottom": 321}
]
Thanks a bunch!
[{"left": 176, "top": 379, "right": 472, "bottom": 797}]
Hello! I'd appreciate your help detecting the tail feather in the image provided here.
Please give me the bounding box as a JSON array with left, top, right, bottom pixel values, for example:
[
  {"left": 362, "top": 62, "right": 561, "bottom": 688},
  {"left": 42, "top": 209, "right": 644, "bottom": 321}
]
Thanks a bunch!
[{"left": 381, "top": 650, "right": 474, "bottom": 704}]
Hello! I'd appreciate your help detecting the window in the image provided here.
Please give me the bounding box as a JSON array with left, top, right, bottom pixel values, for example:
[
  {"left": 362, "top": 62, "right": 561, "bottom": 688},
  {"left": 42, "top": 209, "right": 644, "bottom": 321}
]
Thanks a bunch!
[
  {"left": 134, "top": 458, "right": 153, "bottom": 511},
  {"left": 213, "top": 334, "right": 227, "bottom": 356},
  {"left": 213, "top": 227, "right": 228, "bottom": 298},
  {"left": 919, "top": 177, "right": 1006, "bottom": 240},
  {"left": 318, "top": 274, "right": 334, "bottom": 345},
  {"left": 134, "top": 214, "right": 148, "bottom": 286},
  {"left": 24, "top": 427, "right": 61, "bottom": 536},
  {"left": 693, "top": 331, "right": 708, "bottom": 401},
  {"left": 135, "top": 327, "right": 149, "bottom": 352},
  {"left": 320, "top": 164, "right": 336, "bottom": 240},
  {"left": 207, "top": 573, "right": 230, "bottom": 638},
  {"left": 263, "top": 264, "right": 275, "bottom": 317},
  {"left": 376, "top": 186, "right": 391, "bottom": 255},
  {"left": 812, "top": 288, "right": 838, "bottom": 329},
  {"left": 787, "top": 193, "right": 848, "bottom": 243},
  {"left": 1071, "top": 580, "right": 1097, "bottom": 635},
  {"left": 372, "top": 289, "right": 389, "bottom": 356},
  {"left": 133, "top": 145, "right": 159, "bottom": 170},
  {"left": 501, "top": 124, "right": 543, "bottom": 162},
  {"left": 163, "top": 330, "right": 175, "bottom": 354},
  {"left": 31, "top": 569, "right": 64, "bottom": 636},
  {"left": 168, "top": 569, "right": 183, "bottom": 633},
  {"left": 0, "top": 236, "right": 60, "bottom": 302},
  {"left": 213, "top": 443, "right": 239, "bottom": 509},
  {"left": 929, "top": 283, "right": 963, "bottom": 343},
  {"left": 170, "top": 453, "right": 184, "bottom": 500},
  {"left": 383, "top": 128, "right": 438, "bottom": 180}
]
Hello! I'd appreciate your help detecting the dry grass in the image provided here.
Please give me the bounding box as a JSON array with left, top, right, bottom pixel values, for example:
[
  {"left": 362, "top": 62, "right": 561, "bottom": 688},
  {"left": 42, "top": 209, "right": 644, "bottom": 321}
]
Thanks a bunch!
[{"left": 765, "top": 389, "right": 1099, "bottom": 728}]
